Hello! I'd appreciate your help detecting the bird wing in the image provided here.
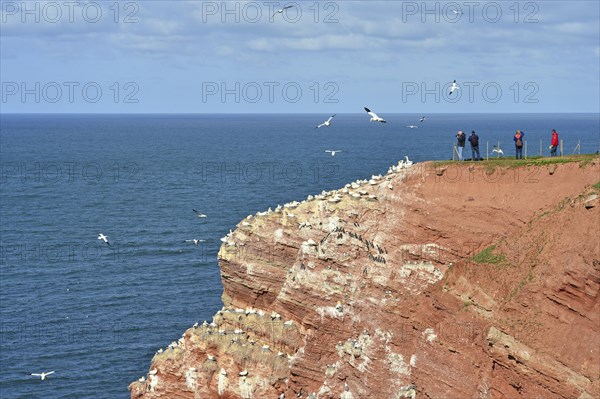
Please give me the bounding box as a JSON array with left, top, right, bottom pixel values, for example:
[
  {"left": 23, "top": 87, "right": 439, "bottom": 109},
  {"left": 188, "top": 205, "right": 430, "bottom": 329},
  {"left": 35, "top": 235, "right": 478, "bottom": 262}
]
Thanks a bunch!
[
  {"left": 46, "top": 371, "right": 55, "bottom": 375},
  {"left": 31, "top": 373, "right": 41, "bottom": 376},
  {"left": 283, "top": 5, "right": 294, "bottom": 9},
  {"left": 364, "top": 107, "right": 371, "bottom": 113}
]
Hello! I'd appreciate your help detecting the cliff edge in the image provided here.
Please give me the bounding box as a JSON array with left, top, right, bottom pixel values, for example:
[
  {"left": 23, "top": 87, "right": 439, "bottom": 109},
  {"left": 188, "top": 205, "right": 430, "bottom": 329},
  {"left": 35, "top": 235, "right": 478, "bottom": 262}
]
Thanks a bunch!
[{"left": 130, "top": 157, "right": 600, "bottom": 399}]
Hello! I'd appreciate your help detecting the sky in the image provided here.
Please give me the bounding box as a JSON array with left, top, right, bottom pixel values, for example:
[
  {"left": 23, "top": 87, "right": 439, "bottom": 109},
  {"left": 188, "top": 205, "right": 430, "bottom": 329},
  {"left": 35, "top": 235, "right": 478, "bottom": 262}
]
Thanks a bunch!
[{"left": 1, "top": 0, "right": 599, "bottom": 113}]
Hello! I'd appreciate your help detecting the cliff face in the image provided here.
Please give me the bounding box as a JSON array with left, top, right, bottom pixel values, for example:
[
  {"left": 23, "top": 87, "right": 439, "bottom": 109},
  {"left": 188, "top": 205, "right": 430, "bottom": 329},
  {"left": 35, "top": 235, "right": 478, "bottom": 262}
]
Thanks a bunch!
[{"left": 130, "top": 158, "right": 600, "bottom": 399}]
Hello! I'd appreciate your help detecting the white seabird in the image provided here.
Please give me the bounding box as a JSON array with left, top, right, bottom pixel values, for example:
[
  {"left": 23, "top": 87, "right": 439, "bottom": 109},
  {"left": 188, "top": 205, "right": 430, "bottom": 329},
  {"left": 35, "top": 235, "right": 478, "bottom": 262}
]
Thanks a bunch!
[
  {"left": 406, "top": 125, "right": 418, "bottom": 129},
  {"left": 316, "top": 114, "right": 336, "bottom": 129},
  {"left": 449, "top": 80, "right": 460, "bottom": 95},
  {"left": 420, "top": 116, "right": 426, "bottom": 123},
  {"left": 192, "top": 209, "right": 207, "bottom": 218},
  {"left": 452, "top": 9, "right": 463, "bottom": 14},
  {"left": 325, "top": 150, "right": 341, "bottom": 156},
  {"left": 273, "top": 4, "right": 294, "bottom": 16},
  {"left": 184, "top": 239, "right": 205, "bottom": 245},
  {"left": 98, "top": 233, "right": 110, "bottom": 246},
  {"left": 404, "top": 156, "right": 413, "bottom": 167},
  {"left": 492, "top": 145, "right": 504, "bottom": 155},
  {"left": 364, "top": 107, "right": 386, "bottom": 123},
  {"left": 31, "top": 371, "right": 55, "bottom": 380}
]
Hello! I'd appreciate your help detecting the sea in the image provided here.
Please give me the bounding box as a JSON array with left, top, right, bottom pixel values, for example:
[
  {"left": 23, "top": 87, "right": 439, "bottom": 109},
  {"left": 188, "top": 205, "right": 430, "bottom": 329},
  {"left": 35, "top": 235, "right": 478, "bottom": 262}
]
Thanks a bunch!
[{"left": 0, "top": 113, "right": 598, "bottom": 399}]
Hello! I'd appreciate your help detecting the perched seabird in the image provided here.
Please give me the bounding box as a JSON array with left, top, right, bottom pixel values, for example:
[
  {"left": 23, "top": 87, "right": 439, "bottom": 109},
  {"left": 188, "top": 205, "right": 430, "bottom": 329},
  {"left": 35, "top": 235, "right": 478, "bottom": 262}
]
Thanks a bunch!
[
  {"left": 316, "top": 114, "right": 336, "bottom": 129},
  {"left": 192, "top": 209, "right": 207, "bottom": 218},
  {"left": 364, "top": 107, "right": 386, "bottom": 123},
  {"left": 98, "top": 233, "right": 110, "bottom": 246},
  {"left": 449, "top": 80, "right": 460, "bottom": 95},
  {"left": 325, "top": 150, "right": 341, "bottom": 156},
  {"left": 404, "top": 156, "right": 413, "bottom": 167},
  {"left": 184, "top": 239, "right": 205, "bottom": 245},
  {"left": 31, "top": 371, "right": 54, "bottom": 380},
  {"left": 335, "top": 301, "right": 343, "bottom": 312},
  {"left": 273, "top": 4, "right": 294, "bottom": 16},
  {"left": 138, "top": 376, "right": 146, "bottom": 382},
  {"left": 239, "top": 370, "right": 248, "bottom": 376}
]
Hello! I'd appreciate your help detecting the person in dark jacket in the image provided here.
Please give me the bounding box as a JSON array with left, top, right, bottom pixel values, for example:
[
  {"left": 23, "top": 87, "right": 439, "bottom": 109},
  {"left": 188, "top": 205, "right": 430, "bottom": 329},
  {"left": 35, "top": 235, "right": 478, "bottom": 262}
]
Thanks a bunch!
[
  {"left": 468, "top": 130, "right": 481, "bottom": 161},
  {"left": 514, "top": 130, "right": 524, "bottom": 159},
  {"left": 455, "top": 130, "right": 466, "bottom": 161}
]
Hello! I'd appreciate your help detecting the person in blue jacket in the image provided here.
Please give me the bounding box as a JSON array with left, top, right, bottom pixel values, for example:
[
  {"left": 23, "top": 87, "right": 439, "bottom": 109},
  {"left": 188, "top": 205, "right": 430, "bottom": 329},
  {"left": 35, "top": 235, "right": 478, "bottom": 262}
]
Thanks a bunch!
[{"left": 514, "top": 130, "right": 524, "bottom": 159}]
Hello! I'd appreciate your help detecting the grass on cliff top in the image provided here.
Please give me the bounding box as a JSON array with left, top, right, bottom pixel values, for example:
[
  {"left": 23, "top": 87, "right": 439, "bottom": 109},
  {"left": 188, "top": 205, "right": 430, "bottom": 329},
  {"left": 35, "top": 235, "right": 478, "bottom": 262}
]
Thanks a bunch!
[
  {"left": 471, "top": 244, "right": 508, "bottom": 265},
  {"left": 432, "top": 153, "right": 599, "bottom": 168},
  {"left": 593, "top": 181, "right": 600, "bottom": 190}
]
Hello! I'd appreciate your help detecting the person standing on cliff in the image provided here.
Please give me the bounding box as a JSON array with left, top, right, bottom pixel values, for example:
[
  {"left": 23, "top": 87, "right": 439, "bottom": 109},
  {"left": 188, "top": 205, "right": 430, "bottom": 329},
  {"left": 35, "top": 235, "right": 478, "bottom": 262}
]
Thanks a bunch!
[
  {"left": 456, "top": 130, "right": 466, "bottom": 161},
  {"left": 550, "top": 129, "right": 559, "bottom": 157},
  {"left": 468, "top": 130, "right": 481, "bottom": 161},
  {"left": 514, "top": 130, "right": 524, "bottom": 159}
]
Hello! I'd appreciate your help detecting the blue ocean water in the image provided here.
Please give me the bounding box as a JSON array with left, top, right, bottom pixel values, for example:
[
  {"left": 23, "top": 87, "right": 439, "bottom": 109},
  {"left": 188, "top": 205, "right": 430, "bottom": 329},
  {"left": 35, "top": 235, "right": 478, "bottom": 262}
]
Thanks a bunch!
[{"left": 0, "top": 113, "right": 598, "bottom": 399}]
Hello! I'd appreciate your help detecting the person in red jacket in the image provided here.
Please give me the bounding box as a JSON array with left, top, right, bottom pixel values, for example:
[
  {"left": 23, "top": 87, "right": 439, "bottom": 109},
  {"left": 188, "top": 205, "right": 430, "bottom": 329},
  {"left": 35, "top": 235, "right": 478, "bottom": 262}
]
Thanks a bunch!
[{"left": 550, "top": 129, "right": 559, "bottom": 157}]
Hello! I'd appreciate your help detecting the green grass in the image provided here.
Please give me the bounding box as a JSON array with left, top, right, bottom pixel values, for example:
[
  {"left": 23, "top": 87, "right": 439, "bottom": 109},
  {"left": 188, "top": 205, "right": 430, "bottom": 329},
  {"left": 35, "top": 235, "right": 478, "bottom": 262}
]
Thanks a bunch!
[
  {"left": 472, "top": 245, "right": 507, "bottom": 265},
  {"left": 462, "top": 299, "right": 473, "bottom": 310},
  {"left": 509, "top": 270, "right": 535, "bottom": 300},
  {"left": 593, "top": 181, "right": 600, "bottom": 190},
  {"left": 433, "top": 153, "right": 599, "bottom": 168}
]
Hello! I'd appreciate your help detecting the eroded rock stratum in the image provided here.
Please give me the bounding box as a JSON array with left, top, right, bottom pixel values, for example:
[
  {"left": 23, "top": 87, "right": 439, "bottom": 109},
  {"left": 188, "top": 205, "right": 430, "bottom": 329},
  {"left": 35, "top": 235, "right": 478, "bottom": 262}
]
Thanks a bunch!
[{"left": 130, "top": 158, "right": 600, "bottom": 399}]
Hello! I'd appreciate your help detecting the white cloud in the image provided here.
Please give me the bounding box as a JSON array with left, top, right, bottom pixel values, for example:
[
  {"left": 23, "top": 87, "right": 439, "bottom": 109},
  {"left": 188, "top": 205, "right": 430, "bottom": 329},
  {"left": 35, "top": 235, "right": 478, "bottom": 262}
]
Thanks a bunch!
[{"left": 1, "top": 0, "right": 598, "bottom": 112}]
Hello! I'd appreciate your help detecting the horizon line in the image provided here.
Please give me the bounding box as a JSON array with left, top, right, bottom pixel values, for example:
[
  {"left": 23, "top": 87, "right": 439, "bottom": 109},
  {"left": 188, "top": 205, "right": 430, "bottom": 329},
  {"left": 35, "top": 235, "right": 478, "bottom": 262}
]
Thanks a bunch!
[{"left": 2, "top": 112, "right": 599, "bottom": 116}]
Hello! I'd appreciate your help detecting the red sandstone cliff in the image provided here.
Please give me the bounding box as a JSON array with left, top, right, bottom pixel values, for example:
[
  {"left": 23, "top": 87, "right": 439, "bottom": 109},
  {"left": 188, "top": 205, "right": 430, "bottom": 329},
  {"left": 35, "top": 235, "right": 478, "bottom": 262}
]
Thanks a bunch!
[{"left": 130, "top": 157, "right": 600, "bottom": 399}]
